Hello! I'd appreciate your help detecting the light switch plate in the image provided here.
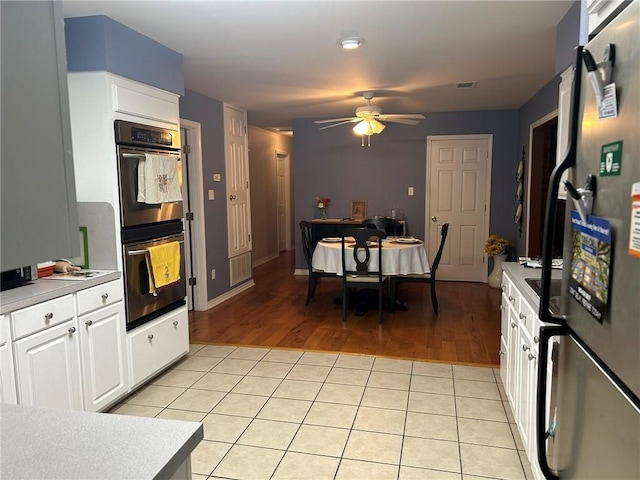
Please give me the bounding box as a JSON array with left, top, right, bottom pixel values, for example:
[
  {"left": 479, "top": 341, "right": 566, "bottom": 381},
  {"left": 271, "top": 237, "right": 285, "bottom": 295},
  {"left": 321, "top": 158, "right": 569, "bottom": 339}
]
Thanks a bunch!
[
  {"left": 208, "top": 189, "right": 215, "bottom": 200},
  {"left": 408, "top": 186, "right": 415, "bottom": 196},
  {"left": 213, "top": 173, "right": 222, "bottom": 182}
]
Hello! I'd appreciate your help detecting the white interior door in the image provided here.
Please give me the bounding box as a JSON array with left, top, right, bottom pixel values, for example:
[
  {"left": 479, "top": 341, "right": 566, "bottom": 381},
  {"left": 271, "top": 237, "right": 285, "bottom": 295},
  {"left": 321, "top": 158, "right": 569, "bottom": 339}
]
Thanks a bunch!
[
  {"left": 224, "top": 105, "right": 252, "bottom": 258},
  {"left": 426, "top": 135, "right": 492, "bottom": 282},
  {"left": 276, "top": 152, "right": 287, "bottom": 253}
]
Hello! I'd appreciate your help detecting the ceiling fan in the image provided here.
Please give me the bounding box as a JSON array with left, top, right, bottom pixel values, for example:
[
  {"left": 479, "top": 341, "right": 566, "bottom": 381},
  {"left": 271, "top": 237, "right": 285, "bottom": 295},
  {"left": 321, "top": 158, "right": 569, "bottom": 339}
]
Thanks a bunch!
[{"left": 315, "top": 91, "right": 426, "bottom": 140}]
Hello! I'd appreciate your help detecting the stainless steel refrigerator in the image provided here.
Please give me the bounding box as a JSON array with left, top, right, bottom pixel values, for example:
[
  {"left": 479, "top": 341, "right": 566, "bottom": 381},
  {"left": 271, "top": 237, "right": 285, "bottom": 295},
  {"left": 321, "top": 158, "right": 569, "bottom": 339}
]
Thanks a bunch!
[{"left": 536, "top": 2, "right": 640, "bottom": 479}]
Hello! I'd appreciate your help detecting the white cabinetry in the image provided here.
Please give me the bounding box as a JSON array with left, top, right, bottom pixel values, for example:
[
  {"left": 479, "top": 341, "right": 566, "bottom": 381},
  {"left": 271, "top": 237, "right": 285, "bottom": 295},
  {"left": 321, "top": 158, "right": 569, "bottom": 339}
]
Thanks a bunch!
[
  {"left": 587, "top": 0, "right": 627, "bottom": 35},
  {"left": 77, "top": 279, "right": 128, "bottom": 412},
  {"left": 128, "top": 306, "right": 189, "bottom": 389},
  {"left": 11, "top": 295, "right": 82, "bottom": 409},
  {"left": 500, "top": 270, "right": 548, "bottom": 480},
  {"left": 556, "top": 66, "right": 573, "bottom": 200},
  {"left": 0, "top": 314, "right": 17, "bottom": 404}
]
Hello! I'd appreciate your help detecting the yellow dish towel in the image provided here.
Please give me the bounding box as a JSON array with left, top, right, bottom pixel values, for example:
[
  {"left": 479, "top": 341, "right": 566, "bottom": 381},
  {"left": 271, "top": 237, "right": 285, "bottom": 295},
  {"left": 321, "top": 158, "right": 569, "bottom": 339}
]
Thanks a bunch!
[{"left": 146, "top": 242, "right": 181, "bottom": 293}]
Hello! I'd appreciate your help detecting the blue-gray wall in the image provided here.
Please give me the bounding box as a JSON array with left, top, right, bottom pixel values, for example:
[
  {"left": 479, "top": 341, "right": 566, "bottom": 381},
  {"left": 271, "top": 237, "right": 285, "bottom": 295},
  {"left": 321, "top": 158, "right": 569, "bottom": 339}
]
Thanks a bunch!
[
  {"left": 556, "top": 2, "right": 583, "bottom": 74},
  {"left": 293, "top": 110, "right": 519, "bottom": 270},
  {"left": 65, "top": 15, "right": 184, "bottom": 95},
  {"left": 178, "top": 89, "right": 229, "bottom": 301}
]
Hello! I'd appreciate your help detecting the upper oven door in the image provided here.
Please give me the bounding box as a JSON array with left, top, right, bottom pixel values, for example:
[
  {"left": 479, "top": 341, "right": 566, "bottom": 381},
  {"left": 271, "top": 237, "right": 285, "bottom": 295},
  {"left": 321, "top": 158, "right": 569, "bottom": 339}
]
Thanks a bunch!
[{"left": 117, "top": 146, "right": 183, "bottom": 228}]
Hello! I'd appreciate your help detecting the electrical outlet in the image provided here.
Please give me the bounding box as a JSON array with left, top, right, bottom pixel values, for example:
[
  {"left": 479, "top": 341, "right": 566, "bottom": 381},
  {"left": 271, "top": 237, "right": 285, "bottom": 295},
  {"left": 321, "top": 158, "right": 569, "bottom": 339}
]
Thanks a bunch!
[
  {"left": 211, "top": 269, "right": 216, "bottom": 280},
  {"left": 208, "top": 189, "right": 215, "bottom": 200},
  {"left": 408, "top": 186, "right": 415, "bottom": 196}
]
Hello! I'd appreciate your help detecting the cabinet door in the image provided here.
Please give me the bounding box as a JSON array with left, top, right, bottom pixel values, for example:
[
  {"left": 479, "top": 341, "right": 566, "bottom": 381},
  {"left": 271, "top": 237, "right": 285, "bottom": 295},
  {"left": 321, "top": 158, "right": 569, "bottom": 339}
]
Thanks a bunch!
[
  {"left": 556, "top": 66, "right": 573, "bottom": 200},
  {"left": 14, "top": 320, "right": 82, "bottom": 409},
  {"left": 79, "top": 302, "right": 128, "bottom": 412},
  {"left": 506, "top": 299, "right": 520, "bottom": 410},
  {"left": 499, "top": 292, "right": 510, "bottom": 386},
  {"left": 128, "top": 306, "right": 188, "bottom": 388},
  {"left": 0, "top": 314, "right": 17, "bottom": 404},
  {"left": 517, "top": 330, "right": 536, "bottom": 455}
]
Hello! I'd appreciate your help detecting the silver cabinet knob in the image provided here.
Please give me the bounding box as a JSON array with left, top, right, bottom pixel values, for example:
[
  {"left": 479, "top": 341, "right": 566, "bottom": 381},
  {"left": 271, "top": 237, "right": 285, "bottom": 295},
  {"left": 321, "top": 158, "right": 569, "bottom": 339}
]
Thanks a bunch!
[
  {"left": 511, "top": 322, "right": 517, "bottom": 328},
  {"left": 508, "top": 295, "right": 514, "bottom": 302},
  {"left": 431, "top": 216, "right": 437, "bottom": 222},
  {"left": 173, "top": 321, "right": 179, "bottom": 326},
  {"left": 85, "top": 320, "right": 93, "bottom": 326},
  {"left": 534, "top": 336, "right": 540, "bottom": 343},
  {"left": 528, "top": 353, "right": 537, "bottom": 361},
  {"left": 101, "top": 293, "right": 109, "bottom": 301},
  {"left": 45, "top": 312, "right": 54, "bottom": 321},
  {"left": 522, "top": 344, "right": 530, "bottom": 352},
  {"left": 68, "top": 326, "right": 76, "bottom": 334},
  {"left": 519, "top": 312, "right": 526, "bottom": 320},
  {"left": 148, "top": 334, "right": 154, "bottom": 340},
  {"left": 499, "top": 349, "right": 504, "bottom": 356}
]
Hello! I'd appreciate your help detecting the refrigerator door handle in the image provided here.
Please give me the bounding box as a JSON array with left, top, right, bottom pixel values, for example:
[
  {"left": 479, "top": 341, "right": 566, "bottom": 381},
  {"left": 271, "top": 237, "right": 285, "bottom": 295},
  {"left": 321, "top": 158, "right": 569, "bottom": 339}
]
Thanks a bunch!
[
  {"left": 536, "top": 325, "right": 569, "bottom": 480},
  {"left": 539, "top": 46, "right": 584, "bottom": 324}
]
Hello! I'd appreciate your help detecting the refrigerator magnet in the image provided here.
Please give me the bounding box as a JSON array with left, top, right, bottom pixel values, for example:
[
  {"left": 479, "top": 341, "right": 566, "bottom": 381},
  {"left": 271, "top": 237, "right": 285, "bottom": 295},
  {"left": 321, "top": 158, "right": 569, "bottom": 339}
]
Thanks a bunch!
[
  {"left": 599, "top": 141, "right": 622, "bottom": 176},
  {"left": 629, "top": 182, "right": 640, "bottom": 259}
]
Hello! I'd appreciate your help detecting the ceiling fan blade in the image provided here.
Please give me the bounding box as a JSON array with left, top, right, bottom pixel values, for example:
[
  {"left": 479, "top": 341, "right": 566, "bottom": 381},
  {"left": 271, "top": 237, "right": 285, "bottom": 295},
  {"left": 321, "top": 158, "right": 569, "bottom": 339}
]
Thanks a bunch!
[
  {"left": 378, "top": 113, "right": 426, "bottom": 120},
  {"left": 318, "top": 119, "right": 360, "bottom": 130},
  {"left": 380, "top": 118, "right": 421, "bottom": 125},
  {"left": 315, "top": 117, "right": 358, "bottom": 124}
]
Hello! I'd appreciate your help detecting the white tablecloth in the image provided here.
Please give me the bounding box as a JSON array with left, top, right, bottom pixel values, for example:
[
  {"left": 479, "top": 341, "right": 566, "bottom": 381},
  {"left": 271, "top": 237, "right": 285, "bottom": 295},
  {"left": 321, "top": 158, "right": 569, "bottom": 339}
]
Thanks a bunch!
[{"left": 312, "top": 238, "right": 430, "bottom": 276}]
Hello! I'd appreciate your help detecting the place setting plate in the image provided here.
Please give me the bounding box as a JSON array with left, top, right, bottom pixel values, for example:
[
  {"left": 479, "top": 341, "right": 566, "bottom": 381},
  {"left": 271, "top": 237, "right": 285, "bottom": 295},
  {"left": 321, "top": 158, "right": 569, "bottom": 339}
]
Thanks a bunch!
[
  {"left": 391, "top": 237, "right": 423, "bottom": 244},
  {"left": 321, "top": 237, "right": 341, "bottom": 243}
]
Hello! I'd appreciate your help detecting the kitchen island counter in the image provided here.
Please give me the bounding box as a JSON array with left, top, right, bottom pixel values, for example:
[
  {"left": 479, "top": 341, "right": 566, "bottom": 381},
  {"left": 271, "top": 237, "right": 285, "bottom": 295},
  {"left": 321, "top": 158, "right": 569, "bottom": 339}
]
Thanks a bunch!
[{"left": 0, "top": 403, "right": 203, "bottom": 479}]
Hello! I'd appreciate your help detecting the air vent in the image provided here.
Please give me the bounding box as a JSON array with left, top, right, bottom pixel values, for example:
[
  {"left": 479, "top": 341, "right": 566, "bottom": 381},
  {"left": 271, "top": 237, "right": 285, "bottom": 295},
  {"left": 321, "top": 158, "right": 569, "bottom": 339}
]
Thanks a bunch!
[{"left": 455, "top": 81, "right": 476, "bottom": 89}]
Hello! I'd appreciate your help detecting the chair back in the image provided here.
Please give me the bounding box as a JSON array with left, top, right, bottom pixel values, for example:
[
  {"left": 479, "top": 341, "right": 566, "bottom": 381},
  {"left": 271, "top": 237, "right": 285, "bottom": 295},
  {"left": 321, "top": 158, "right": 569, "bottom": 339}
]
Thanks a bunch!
[
  {"left": 362, "top": 218, "right": 402, "bottom": 236},
  {"left": 342, "top": 227, "right": 386, "bottom": 276},
  {"left": 299, "top": 221, "right": 314, "bottom": 271},
  {"left": 431, "top": 223, "right": 450, "bottom": 273}
]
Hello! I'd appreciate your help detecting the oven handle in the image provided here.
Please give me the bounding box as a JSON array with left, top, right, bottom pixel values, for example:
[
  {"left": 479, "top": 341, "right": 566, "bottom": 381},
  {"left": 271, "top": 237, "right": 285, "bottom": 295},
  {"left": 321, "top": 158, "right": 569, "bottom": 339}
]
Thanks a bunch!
[
  {"left": 122, "top": 153, "right": 181, "bottom": 158},
  {"left": 127, "top": 240, "right": 184, "bottom": 256}
]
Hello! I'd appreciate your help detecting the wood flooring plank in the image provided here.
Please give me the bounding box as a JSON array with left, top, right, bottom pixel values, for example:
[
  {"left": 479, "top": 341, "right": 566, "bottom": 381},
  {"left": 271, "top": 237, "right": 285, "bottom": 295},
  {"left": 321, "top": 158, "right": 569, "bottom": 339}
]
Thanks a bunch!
[{"left": 188, "top": 250, "right": 502, "bottom": 366}]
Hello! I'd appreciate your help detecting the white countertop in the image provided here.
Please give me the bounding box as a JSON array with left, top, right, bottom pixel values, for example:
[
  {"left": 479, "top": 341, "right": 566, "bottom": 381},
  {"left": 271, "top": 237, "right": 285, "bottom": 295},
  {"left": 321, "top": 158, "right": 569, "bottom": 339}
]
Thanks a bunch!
[
  {"left": 0, "top": 403, "right": 203, "bottom": 479},
  {"left": 502, "top": 262, "right": 563, "bottom": 311},
  {"left": 0, "top": 270, "right": 120, "bottom": 315}
]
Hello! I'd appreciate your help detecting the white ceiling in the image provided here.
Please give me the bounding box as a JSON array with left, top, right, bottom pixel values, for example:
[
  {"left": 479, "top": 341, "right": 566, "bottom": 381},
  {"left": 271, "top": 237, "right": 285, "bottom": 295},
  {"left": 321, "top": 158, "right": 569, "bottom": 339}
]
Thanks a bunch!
[{"left": 61, "top": 1, "right": 574, "bottom": 131}]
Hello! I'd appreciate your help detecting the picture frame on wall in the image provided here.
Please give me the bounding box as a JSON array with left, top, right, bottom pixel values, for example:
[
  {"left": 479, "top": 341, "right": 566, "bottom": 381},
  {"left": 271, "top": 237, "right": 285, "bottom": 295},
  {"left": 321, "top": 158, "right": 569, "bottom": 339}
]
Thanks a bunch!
[{"left": 350, "top": 200, "right": 367, "bottom": 220}]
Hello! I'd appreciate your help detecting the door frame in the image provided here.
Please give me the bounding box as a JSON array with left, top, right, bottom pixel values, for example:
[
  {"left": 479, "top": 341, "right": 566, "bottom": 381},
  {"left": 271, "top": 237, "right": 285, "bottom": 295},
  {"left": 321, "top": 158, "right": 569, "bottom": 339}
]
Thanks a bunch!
[
  {"left": 179, "top": 118, "right": 208, "bottom": 311},
  {"left": 525, "top": 110, "right": 558, "bottom": 257},
  {"left": 275, "top": 149, "right": 292, "bottom": 252},
  {"left": 425, "top": 134, "right": 493, "bottom": 282}
]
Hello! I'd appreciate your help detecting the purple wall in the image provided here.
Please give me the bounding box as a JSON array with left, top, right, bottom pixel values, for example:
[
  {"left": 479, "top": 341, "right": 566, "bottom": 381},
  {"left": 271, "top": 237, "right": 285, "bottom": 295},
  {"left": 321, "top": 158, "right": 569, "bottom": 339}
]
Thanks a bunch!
[
  {"left": 293, "top": 110, "right": 519, "bottom": 270},
  {"left": 179, "top": 89, "right": 228, "bottom": 300},
  {"left": 64, "top": 16, "right": 184, "bottom": 95}
]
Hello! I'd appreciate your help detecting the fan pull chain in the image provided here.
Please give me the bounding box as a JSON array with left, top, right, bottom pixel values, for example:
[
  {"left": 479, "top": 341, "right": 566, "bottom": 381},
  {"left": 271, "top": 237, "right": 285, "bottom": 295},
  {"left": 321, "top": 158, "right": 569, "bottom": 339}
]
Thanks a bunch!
[{"left": 360, "top": 135, "right": 372, "bottom": 147}]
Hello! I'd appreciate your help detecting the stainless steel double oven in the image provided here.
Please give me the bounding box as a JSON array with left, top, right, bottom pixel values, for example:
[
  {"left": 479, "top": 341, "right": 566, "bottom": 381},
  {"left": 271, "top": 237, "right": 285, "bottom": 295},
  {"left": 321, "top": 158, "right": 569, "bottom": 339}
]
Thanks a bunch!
[{"left": 115, "top": 120, "right": 186, "bottom": 331}]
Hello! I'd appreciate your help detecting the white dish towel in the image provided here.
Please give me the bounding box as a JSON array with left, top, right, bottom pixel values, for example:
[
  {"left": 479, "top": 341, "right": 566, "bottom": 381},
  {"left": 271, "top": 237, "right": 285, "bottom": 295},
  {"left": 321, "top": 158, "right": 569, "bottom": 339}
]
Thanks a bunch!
[{"left": 137, "top": 153, "right": 183, "bottom": 204}]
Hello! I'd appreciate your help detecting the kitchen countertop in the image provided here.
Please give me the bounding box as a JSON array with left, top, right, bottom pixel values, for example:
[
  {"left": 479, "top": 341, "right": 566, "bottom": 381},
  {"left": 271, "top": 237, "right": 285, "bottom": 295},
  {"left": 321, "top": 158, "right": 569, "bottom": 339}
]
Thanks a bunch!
[
  {"left": 0, "top": 270, "right": 120, "bottom": 315},
  {"left": 502, "top": 262, "right": 563, "bottom": 311},
  {"left": 0, "top": 403, "right": 203, "bottom": 479}
]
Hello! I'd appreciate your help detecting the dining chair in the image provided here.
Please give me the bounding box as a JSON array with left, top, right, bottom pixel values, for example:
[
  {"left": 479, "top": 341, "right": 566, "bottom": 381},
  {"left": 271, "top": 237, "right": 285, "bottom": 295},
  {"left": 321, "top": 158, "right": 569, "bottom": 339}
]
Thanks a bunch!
[
  {"left": 390, "top": 223, "right": 449, "bottom": 314},
  {"left": 299, "top": 221, "right": 338, "bottom": 305},
  {"left": 362, "top": 217, "right": 402, "bottom": 236},
  {"left": 341, "top": 227, "right": 388, "bottom": 324}
]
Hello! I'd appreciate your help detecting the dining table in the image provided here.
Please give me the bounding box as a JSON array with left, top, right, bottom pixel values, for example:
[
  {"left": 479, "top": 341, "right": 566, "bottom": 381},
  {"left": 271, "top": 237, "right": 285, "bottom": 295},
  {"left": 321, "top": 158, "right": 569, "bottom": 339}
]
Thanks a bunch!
[
  {"left": 311, "top": 236, "right": 430, "bottom": 277},
  {"left": 311, "top": 235, "right": 430, "bottom": 313}
]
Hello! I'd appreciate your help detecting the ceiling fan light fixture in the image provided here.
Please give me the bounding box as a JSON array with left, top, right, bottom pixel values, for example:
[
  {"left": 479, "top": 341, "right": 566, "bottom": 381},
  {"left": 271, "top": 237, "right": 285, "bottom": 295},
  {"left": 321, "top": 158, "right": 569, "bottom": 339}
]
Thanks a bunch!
[
  {"left": 353, "top": 118, "right": 385, "bottom": 136},
  {"left": 338, "top": 36, "right": 364, "bottom": 50}
]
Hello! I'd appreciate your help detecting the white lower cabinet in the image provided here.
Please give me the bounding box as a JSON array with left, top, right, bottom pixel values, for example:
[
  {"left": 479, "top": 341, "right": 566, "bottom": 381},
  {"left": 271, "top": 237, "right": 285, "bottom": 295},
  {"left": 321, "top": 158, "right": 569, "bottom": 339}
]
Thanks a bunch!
[
  {"left": 128, "top": 306, "right": 189, "bottom": 389},
  {"left": 76, "top": 279, "right": 128, "bottom": 412},
  {"left": 500, "top": 269, "right": 550, "bottom": 480},
  {"left": 0, "top": 314, "right": 17, "bottom": 404},
  {"left": 13, "top": 318, "right": 83, "bottom": 409}
]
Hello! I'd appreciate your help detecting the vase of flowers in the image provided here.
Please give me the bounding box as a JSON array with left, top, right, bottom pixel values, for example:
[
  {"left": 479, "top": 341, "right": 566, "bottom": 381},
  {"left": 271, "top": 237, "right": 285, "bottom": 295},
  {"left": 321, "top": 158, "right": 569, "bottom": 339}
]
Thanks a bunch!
[
  {"left": 316, "top": 196, "right": 331, "bottom": 219},
  {"left": 485, "top": 234, "right": 510, "bottom": 289}
]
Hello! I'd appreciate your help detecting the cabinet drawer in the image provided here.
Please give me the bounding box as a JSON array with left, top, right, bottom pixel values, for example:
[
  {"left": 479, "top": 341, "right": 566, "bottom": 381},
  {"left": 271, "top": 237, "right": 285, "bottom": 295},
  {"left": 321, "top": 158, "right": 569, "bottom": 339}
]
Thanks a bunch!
[
  {"left": 128, "top": 306, "right": 188, "bottom": 388},
  {"left": 76, "top": 279, "right": 124, "bottom": 316},
  {"left": 11, "top": 295, "right": 74, "bottom": 340}
]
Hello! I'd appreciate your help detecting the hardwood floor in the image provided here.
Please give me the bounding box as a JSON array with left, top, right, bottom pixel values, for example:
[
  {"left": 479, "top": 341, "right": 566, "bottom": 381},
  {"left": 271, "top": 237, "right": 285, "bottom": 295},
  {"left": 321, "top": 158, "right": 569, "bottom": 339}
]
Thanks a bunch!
[{"left": 188, "top": 250, "right": 502, "bottom": 366}]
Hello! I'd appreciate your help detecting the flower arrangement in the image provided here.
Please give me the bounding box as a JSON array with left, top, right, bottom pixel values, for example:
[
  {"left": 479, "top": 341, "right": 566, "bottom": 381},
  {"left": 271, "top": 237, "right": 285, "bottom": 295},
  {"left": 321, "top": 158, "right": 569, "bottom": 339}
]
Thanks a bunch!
[
  {"left": 316, "top": 196, "right": 331, "bottom": 209},
  {"left": 485, "top": 234, "right": 510, "bottom": 256}
]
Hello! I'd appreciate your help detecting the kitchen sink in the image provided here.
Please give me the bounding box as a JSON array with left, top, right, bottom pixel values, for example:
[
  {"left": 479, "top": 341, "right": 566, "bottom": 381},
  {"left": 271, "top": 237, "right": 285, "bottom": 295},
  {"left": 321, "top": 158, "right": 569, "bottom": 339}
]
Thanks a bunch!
[{"left": 525, "top": 277, "right": 562, "bottom": 314}]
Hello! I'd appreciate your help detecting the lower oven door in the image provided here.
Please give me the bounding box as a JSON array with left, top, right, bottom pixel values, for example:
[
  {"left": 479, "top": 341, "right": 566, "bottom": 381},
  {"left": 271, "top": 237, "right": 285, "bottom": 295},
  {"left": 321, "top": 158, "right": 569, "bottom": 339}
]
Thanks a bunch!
[{"left": 123, "top": 232, "right": 186, "bottom": 330}]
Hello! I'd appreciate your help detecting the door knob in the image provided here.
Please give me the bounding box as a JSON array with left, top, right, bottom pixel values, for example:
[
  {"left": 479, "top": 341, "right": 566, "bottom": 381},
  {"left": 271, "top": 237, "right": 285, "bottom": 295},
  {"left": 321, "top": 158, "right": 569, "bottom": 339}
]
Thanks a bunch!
[
  {"left": 229, "top": 194, "right": 236, "bottom": 200},
  {"left": 431, "top": 216, "right": 437, "bottom": 222}
]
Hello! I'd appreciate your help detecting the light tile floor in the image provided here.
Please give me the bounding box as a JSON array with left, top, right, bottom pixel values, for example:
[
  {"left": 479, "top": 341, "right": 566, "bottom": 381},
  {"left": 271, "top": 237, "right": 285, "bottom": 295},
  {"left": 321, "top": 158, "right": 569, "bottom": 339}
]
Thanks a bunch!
[{"left": 111, "top": 345, "right": 534, "bottom": 480}]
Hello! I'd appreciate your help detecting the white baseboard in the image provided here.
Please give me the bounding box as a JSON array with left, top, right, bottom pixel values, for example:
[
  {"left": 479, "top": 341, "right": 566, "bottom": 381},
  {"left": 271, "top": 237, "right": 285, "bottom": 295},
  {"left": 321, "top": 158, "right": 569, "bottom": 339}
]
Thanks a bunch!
[{"left": 203, "top": 280, "right": 255, "bottom": 310}]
